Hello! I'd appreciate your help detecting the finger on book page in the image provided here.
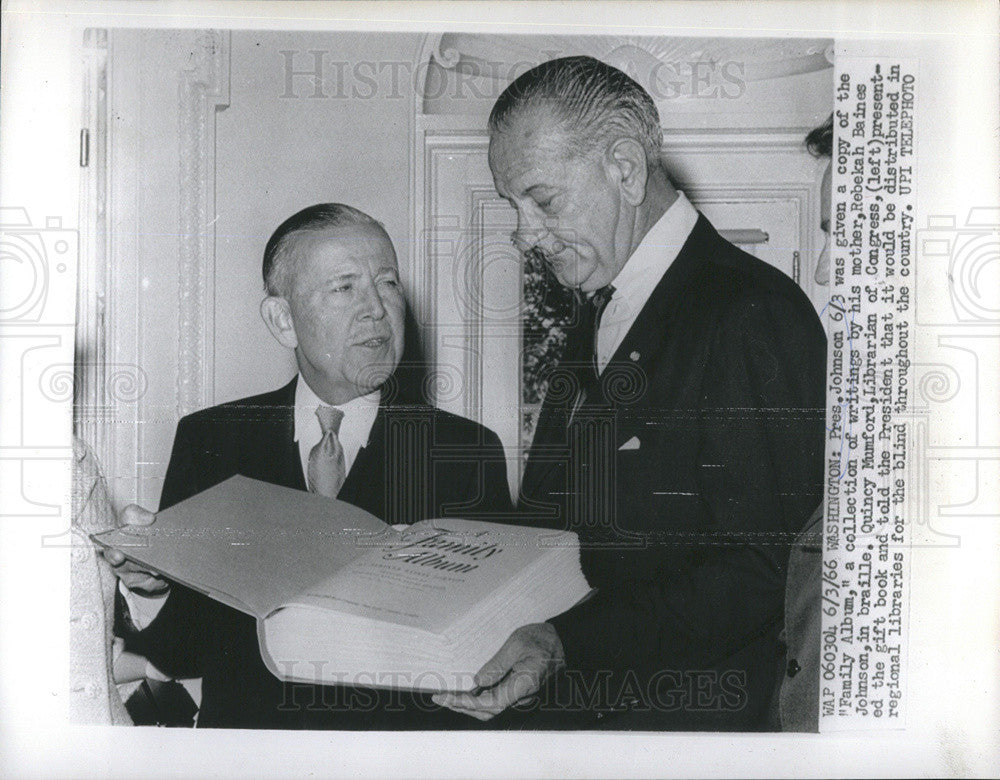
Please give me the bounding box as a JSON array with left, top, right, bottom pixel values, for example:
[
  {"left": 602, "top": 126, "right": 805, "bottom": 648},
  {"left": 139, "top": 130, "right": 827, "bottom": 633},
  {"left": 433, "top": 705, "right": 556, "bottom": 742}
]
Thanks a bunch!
[
  {"left": 484, "top": 664, "right": 541, "bottom": 711},
  {"left": 473, "top": 632, "right": 525, "bottom": 688},
  {"left": 432, "top": 697, "right": 496, "bottom": 721},
  {"left": 473, "top": 622, "right": 556, "bottom": 688},
  {"left": 119, "top": 503, "right": 156, "bottom": 527},
  {"left": 101, "top": 546, "right": 126, "bottom": 566},
  {"left": 434, "top": 667, "right": 539, "bottom": 717},
  {"left": 432, "top": 690, "right": 496, "bottom": 714}
]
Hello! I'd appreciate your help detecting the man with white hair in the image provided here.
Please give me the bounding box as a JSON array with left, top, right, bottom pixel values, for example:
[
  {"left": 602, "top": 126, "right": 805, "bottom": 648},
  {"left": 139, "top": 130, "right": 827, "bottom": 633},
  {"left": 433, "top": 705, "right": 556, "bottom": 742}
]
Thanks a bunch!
[{"left": 435, "top": 56, "right": 827, "bottom": 730}]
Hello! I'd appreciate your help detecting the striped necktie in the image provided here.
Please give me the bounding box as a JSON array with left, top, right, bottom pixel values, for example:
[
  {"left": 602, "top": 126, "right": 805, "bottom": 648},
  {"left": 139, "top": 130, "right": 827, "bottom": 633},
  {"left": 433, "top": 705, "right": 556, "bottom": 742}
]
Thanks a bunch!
[{"left": 307, "top": 405, "right": 346, "bottom": 498}]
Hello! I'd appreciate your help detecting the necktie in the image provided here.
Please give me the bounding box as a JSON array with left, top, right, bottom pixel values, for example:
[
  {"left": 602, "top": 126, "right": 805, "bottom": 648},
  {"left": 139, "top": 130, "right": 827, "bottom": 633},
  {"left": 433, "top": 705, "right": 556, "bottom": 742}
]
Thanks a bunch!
[
  {"left": 568, "top": 284, "right": 616, "bottom": 424},
  {"left": 588, "top": 283, "right": 616, "bottom": 376},
  {"left": 307, "top": 405, "right": 346, "bottom": 498}
]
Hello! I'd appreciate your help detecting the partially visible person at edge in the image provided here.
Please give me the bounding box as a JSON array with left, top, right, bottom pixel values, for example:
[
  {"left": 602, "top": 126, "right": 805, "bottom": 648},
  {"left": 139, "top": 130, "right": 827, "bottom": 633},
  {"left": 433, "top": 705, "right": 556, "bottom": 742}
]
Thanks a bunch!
[
  {"left": 766, "top": 113, "right": 835, "bottom": 732},
  {"left": 809, "top": 114, "right": 834, "bottom": 290}
]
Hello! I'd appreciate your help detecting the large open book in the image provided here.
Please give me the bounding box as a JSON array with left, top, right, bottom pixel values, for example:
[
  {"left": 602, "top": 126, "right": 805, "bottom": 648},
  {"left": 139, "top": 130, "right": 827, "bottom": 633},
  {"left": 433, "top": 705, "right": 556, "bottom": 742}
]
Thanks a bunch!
[{"left": 93, "top": 475, "right": 591, "bottom": 693}]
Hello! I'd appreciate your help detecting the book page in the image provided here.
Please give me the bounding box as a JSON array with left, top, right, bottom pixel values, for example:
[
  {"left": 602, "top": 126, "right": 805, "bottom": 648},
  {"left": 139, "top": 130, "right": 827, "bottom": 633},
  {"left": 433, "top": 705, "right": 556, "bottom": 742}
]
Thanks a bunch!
[
  {"left": 93, "top": 475, "right": 392, "bottom": 617},
  {"left": 284, "top": 519, "right": 576, "bottom": 633}
]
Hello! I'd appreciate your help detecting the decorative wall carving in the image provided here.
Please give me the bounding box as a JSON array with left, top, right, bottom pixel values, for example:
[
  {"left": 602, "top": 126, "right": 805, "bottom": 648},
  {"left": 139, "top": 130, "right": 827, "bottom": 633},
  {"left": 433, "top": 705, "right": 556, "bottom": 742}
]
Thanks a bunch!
[
  {"left": 424, "top": 32, "right": 833, "bottom": 83},
  {"left": 417, "top": 32, "right": 833, "bottom": 115},
  {"left": 80, "top": 29, "right": 232, "bottom": 500},
  {"left": 177, "top": 29, "right": 230, "bottom": 417}
]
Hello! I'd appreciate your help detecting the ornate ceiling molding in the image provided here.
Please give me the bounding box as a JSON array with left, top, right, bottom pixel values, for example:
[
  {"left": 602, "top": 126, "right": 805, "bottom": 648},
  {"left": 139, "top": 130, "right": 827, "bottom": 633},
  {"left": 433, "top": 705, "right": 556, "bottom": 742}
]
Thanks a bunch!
[{"left": 419, "top": 32, "right": 833, "bottom": 114}]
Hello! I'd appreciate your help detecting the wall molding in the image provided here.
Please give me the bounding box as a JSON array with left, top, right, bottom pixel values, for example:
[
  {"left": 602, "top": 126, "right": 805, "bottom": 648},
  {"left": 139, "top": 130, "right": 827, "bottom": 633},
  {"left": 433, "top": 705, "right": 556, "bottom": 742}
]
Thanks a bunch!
[
  {"left": 415, "top": 32, "right": 832, "bottom": 117},
  {"left": 76, "top": 28, "right": 109, "bottom": 460},
  {"left": 177, "top": 29, "right": 230, "bottom": 417},
  {"left": 82, "top": 28, "right": 233, "bottom": 502}
]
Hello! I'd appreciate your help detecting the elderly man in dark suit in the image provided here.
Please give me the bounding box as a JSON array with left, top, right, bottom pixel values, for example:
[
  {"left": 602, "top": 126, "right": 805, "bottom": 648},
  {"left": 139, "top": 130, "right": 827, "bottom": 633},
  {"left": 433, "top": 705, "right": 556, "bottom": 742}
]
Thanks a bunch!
[
  {"left": 108, "top": 203, "right": 511, "bottom": 729},
  {"left": 435, "top": 56, "right": 826, "bottom": 730}
]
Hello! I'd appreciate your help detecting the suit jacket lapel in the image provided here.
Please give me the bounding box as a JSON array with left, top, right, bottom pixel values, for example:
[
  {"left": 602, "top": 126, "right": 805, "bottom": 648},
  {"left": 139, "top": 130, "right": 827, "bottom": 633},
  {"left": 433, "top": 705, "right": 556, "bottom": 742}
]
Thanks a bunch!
[
  {"left": 601, "top": 214, "right": 712, "bottom": 386},
  {"left": 244, "top": 378, "right": 389, "bottom": 517},
  {"left": 521, "top": 215, "right": 714, "bottom": 499},
  {"left": 520, "top": 302, "right": 591, "bottom": 501},
  {"left": 240, "top": 376, "right": 305, "bottom": 491},
  {"left": 338, "top": 405, "right": 387, "bottom": 520},
  {"left": 339, "top": 400, "right": 444, "bottom": 525}
]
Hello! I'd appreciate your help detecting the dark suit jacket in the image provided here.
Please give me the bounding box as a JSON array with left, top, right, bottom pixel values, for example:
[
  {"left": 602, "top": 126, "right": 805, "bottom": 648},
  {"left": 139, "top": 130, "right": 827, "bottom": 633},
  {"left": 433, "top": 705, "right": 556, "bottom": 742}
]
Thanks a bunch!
[
  {"left": 126, "top": 376, "right": 512, "bottom": 729},
  {"left": 515, "top": 214, "right": 827, "bottom": 731}
]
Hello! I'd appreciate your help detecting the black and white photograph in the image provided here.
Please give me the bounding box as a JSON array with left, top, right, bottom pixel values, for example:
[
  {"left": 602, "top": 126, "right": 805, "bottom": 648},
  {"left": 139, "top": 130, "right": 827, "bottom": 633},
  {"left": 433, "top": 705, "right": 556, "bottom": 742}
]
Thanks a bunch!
[{"left": 0, "top": 1, "right": 997, "bottom": 777}]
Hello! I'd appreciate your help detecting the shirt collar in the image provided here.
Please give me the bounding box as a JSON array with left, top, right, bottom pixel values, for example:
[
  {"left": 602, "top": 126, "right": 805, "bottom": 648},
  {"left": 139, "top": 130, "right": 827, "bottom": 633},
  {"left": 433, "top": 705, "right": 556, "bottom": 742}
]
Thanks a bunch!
[
  {"left": 293, "top": 375, "right": 380, "bottom": 448},
  {"left": 605, "top": 191, "right": 699, "bottom": 315}
]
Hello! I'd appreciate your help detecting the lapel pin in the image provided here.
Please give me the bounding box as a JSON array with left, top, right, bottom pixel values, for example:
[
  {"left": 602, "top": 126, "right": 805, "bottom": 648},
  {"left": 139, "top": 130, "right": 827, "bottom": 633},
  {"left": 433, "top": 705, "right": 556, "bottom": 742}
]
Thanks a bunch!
[{"left": 630, "top": 351, "right": 640, "bottom": 361}]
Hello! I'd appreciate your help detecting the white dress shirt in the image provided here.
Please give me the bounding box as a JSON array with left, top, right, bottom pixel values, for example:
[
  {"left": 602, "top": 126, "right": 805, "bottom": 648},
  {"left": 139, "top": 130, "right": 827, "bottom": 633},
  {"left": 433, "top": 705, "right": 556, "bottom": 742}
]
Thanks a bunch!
[
  {"left": 293, "top": 375, "right": 380, "bottom": 486},
  {"left": 595, "top": 191, "right": 700, "bottom": 373}
]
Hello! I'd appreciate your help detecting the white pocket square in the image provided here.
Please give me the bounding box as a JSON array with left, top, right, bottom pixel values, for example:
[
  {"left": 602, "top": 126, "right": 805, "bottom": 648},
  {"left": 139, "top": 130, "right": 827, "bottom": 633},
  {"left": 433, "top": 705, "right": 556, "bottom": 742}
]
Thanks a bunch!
[{"left": 618, "top": 436, "right": 641, "bottom": 451}]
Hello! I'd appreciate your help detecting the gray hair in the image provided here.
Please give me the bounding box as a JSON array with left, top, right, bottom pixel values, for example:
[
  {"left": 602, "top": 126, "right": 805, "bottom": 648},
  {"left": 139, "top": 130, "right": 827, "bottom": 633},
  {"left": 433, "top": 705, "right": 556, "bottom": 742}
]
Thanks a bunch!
[
  {"left": 488, "top": 55, "right": 663, "bottom": 168},
  {"left": 262, "top": 203, "right": 384, "bottom": 297}
]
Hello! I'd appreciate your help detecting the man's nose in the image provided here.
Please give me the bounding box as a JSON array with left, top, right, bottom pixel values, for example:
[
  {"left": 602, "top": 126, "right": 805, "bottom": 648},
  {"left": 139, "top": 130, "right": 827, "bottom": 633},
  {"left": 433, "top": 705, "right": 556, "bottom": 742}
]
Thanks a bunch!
[
  {"left": 512, "top": 221, "right": 563, "bottom": 258},
  {"left": 512, "top": 227, "right": 544, "bottom": 256},
  {"left": 512, "top": 227, "right": 565, "bottom": 258},
  {"left": 814, "top": 236, "right": 831, "bottom": 286},
  {"left": 359, "top": 283, "right": 387, "bottom": 320},
  {"left": 515, "top": 204, "right": 545, "bottom": 232}
]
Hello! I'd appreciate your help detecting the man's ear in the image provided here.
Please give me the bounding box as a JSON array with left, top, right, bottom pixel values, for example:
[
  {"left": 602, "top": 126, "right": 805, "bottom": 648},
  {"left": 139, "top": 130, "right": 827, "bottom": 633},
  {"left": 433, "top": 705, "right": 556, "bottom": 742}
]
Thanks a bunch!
[
  {"left": 607, "top": 138, "right": 649, "bottom": 207},
  {"left": 260, "top": 295, "right": 298, "bottom": 349}
]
